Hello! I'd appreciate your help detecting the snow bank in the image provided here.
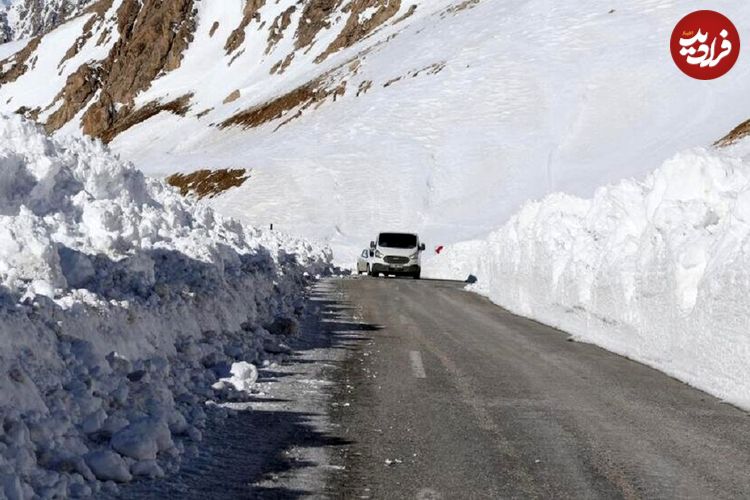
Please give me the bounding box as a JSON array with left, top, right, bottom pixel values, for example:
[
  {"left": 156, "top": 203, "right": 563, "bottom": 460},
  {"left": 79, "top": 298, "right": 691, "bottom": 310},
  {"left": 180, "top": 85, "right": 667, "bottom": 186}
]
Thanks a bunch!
[
  {"left": 425, "top": 146, "right": 750, "bottom": 410},
  {"left": 0, "top": 114, "right": 333, "bottom": 497}
]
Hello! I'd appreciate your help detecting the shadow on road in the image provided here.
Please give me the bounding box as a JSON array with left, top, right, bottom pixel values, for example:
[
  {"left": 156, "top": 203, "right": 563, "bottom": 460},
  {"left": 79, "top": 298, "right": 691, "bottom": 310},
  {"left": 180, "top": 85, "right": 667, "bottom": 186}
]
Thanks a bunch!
[{"left": 114, "top": 282, "right": 380, "bottom": 499}]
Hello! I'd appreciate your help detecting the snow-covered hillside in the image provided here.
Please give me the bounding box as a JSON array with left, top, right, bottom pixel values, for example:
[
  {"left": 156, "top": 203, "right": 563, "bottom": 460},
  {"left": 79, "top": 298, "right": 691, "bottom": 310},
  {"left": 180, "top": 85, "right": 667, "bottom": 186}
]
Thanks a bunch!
[
  {"left": 425, "top": 138, "right": 750, "bottom": 410},
  {"left": 1, "top": 0, "right": 748, "bottom": 263},
  {"left": 0, "top": 113, "right": 332, "bottom": 497}
]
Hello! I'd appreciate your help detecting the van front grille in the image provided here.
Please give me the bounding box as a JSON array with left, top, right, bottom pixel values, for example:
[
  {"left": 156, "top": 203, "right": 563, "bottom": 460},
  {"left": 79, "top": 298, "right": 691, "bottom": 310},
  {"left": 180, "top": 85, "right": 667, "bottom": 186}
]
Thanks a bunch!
[{"left": 384, "top": 256, "right": 409, "bottom": 264}]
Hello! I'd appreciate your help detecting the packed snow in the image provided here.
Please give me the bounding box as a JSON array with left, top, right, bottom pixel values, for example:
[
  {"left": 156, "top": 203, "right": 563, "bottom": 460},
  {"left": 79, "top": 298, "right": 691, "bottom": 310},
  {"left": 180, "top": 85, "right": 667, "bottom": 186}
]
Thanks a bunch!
[
  {"left": 424, "top": 142, "right": 750, "bottom": 410},
  {"left": 0, "top": 114, "right": 333, "bottom": 498}
]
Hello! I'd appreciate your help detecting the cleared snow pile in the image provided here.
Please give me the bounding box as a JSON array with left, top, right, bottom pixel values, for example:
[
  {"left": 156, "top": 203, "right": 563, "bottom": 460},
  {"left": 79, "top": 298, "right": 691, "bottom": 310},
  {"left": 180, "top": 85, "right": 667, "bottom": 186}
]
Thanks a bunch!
[
  {"left": 426, "top": 146, "right": 750, "bottom": 410},
  {"left": 0, "top": 114, "right": 333, "bottom": 498}
]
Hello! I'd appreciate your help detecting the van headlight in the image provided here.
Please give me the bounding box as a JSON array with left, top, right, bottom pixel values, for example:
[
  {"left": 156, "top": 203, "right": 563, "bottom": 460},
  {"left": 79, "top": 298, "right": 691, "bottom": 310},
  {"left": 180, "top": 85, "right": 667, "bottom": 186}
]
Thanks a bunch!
[
  {"left": 409, "top": 251, "right": 419, "bottom": 260},
  {"left": 375, "top": 249, "right": 384, "bottom": 258}
]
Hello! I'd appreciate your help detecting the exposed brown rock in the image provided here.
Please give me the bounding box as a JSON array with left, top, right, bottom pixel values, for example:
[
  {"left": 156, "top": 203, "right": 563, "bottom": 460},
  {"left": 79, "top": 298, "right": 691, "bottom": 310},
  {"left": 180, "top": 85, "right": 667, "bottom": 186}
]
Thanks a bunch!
[
  {"left": 315, "top": 0, "right": 401, "bottom": 63},
  {"left": 59, "top": 15, "right": 98, "bottom": 69},
  {"left": 270, "top": 53, "right": 294, "bottom": 75},
  {"left": 209, "top": 21, "right": 219, "bottom": 38},
  {"left": 225, "top": 0, "right": 265, "bottom": 55},
  {"left": 57, "top": 0, "right": 113, "bottom": 63},
  {"left": 47, "top": 0, "right": 197, "bottom": 141},
  {"left": 223, "top": 89, "right": 241, "bottom": 104},
  {"left": 85, "top": 0, "right": 115, "bottom": 17},
  {"left": 15, "top": 106, "right": 41, "bottom": 121},
  {"left": 45, "top": 63, "right": 102, "bottom": 132},
  {"left": 220, "top": 83, "right": 323, "bottom": 130},
  {"left": 294, "top": 0, "right": 340, "bottom": 50},
  {"left": 58, "top": 0, "right": 115, "bottom": 70},
  {"left": 0, "top": 36, "right": 41, "bottom": 84},
  {"left": 266, "top": 6, "right": 296, "bottom": 54},
  {"left": 85, "top": 93, "right": 193, "bottom": 143},
  {"left": 166, "top": 168, "right": 250, "bottom": 199},
  {"left": 102, "top": 0, "right": 196, "bottom": 103},
  {"left": 715, "top": 119, "right": 750, "bottom": 148}
]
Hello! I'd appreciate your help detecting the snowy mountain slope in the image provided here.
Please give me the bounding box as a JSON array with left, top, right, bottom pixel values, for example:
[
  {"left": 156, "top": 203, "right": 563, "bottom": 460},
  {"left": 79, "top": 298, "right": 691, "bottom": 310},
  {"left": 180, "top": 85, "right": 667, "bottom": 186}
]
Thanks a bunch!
[
  {"left": 0, "top": 113, "right": 333, "bottom": 497},
  {"left": 1, "top": 0, "right": 749, "bottom": 265}
]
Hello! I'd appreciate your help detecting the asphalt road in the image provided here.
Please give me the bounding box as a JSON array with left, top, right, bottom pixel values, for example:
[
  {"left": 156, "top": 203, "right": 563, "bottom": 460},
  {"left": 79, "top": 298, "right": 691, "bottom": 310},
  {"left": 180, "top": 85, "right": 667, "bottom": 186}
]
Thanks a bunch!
[{"left": 327, "top": 277, "right": 750, "bottom": 499}]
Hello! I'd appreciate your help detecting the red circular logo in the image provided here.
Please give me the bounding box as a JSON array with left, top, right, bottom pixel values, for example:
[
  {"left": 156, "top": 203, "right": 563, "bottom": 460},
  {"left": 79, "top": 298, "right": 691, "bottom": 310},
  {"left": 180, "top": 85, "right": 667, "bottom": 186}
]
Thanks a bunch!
[{"left": 670, "top": 10, "right": 740, "bottom": 80}]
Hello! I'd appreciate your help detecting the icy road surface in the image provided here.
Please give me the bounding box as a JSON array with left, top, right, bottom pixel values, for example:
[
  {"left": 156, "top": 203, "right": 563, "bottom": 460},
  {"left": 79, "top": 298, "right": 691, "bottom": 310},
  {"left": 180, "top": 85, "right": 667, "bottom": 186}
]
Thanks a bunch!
[{"left": 330, "top": 277, "right": 750, "bottom": 498}]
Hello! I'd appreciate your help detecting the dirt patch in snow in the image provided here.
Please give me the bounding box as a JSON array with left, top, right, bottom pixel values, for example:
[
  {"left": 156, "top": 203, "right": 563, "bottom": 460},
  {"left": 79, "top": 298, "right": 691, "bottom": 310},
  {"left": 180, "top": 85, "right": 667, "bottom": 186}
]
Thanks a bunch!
[
  {"left": 223, "top": 90, "right": 241, "bottom": 104},
  {"left": 166, "top": 168, "right": 250, "bottom": 199},
  {"left": 220, "top": 82, "right": 324, "bottom": 130},
  {"left": 715, "top": 119, "right": 750, "bottom": 147}
]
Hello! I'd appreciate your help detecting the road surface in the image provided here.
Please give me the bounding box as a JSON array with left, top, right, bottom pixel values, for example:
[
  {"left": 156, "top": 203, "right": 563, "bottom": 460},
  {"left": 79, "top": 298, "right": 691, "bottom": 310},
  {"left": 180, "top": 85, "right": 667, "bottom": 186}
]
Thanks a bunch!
[{"left": 326, "top": 277, "right": 750, "bottom": 499}]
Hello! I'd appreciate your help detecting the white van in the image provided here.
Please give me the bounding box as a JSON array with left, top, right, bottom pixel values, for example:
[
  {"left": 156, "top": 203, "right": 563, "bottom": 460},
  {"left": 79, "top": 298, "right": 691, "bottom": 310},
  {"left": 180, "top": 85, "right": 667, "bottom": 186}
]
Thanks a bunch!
[{"left": 369, "top": 232, "right": 425, "bottom": 279}]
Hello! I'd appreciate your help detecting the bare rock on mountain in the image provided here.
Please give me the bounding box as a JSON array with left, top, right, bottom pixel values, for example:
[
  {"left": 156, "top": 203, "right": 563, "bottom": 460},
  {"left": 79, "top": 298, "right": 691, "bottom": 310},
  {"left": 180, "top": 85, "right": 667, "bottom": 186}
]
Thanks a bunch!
[
  {"left": 0, "top": 36, "right": 41, "bottom": 84},
  {"left": 315, "top": 0, "right": 402, "bottom": 62},
  {"left": 225, "top": 0, "right": 265, "bottom": 55},
  {"left": 46, "top": 0, "right": 197, "bottom": 141}
]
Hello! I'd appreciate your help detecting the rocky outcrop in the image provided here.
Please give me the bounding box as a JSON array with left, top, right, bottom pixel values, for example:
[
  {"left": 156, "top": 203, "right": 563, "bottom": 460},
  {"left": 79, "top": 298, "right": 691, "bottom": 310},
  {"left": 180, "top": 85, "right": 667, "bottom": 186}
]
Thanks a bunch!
[
  {"left": 85, "top": 93, "right": 194, "bottom": 143},
  {"left": 223, "top": 89, "right": 241, "bottom": 104},
  {"left": 220, "top": 71, "right": 347, "bottom": 131},
  {"left": 4, "top": 0, "right": 424, "bottom": 140},
  {"left": 715, "top": 119, "right": 750, "bottom": 148},
  {"left": 315, "top": 0, "right": 401, "bottom": 62},
  {"left": 220, "top": 80, "right": 332, "bottom": 131},
  {"left": 166, "top": 169, "right": 250, "bottom": 199},
  {"left": 0, "top": 36, "right": 41, "bottom": 84},
  {"left": 224, "top": 0, "right": 265, "bottom": 54},
  {"left": 266, "top": 6, "right": 296, "bottom": 54},
  {"left": 58, "top": 0, "right": 113, "bottom": 68},
  {"left": 294, "top": 0, "right": 340, "bottom": 50},
  {"left": 46, "top": 0, "right": 197, "bottom": 141},
  {"left": 44, "top": 63, "right": 102, "bottom": 132}
]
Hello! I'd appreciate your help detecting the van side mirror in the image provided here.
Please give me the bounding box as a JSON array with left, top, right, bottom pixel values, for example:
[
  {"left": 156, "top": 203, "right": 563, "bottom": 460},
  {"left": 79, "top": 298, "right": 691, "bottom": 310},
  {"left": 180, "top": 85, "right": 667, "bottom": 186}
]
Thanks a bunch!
[
  {"left": 419, "top": 243, "right": 426, "bottom": 251},
  {"left": 370, "top": 241, "right": 376, "bottom": 249}
]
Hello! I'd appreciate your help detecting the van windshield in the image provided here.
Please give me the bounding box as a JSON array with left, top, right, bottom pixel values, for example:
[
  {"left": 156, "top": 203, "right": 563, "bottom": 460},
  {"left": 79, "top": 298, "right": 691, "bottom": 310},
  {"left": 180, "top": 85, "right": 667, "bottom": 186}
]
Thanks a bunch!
[{"left": 378, "top": 233, "right": 417, "bottom": 248}]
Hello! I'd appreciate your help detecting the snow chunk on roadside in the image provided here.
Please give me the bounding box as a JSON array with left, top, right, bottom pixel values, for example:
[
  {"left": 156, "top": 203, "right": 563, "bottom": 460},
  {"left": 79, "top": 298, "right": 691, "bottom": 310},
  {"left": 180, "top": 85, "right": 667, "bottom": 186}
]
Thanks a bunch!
[{"left": 213, "top": 361, "right": 259, "bottom": 393}]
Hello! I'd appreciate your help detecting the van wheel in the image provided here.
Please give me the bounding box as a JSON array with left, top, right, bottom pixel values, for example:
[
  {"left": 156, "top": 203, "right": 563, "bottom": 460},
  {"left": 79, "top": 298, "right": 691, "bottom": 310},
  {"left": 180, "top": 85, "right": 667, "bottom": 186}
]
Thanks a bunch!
[
  {"left": 368, "top": 268, "right": 377, "bottom": 277},
  {"left": 413, "top": 269, "right": 421, "bottom": 279}
]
